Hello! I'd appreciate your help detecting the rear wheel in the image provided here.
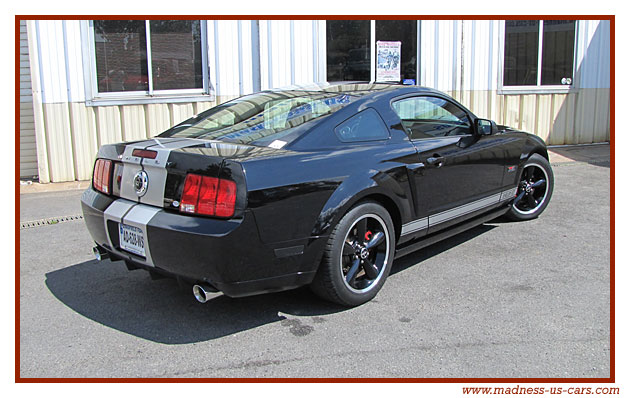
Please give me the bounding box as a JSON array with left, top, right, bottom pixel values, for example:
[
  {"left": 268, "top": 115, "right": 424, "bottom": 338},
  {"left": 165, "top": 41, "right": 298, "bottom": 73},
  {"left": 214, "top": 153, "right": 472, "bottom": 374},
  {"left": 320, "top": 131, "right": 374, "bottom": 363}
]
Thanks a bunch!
[
  {"left": 505, "top": 153, "right": 554, "bottom": 221},
  {"left": 310, "top": 202, "right": 395, "bottom": 306}
]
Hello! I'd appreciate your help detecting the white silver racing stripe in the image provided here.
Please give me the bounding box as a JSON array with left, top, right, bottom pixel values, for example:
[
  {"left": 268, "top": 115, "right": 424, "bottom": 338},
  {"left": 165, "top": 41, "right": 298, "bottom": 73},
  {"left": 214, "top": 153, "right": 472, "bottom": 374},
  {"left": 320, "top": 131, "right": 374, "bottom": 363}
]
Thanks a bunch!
[
  {"left": 430, "top": 193, "right": 502, "bottom": 226},
  {"left": 400, "top": 217, "right": 428, "bottom": 236},
  {"left": 500, "top": 186, "right": 518, "bottom": 201},
  {"left": 103, "top": 199, "right": 161, "bottom": 267},
  {"left": 118, "top": 138, "right": 212, "bottom": 208},
  {"left": 400, "top": 187, "right": 518, "bottom": 237}
]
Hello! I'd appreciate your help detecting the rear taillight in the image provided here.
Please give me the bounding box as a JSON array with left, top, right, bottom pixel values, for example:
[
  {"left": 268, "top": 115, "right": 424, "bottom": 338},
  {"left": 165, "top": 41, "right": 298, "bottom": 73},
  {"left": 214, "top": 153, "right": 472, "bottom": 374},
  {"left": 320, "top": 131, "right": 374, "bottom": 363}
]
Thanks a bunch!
[
  {"left": 180, "top": 173, "right": 237, "bottom": 218},
  {"left": 93, "top": 159, "right": 112, "bottom": 195}
]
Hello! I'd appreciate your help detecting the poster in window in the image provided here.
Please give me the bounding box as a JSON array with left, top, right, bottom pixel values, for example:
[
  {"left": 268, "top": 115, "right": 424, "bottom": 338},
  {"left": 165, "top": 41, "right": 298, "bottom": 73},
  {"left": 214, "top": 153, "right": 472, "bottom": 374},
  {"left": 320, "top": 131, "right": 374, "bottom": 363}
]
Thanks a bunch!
[{"left": 376, "top": 41, "right": 401, "bottom": 82}]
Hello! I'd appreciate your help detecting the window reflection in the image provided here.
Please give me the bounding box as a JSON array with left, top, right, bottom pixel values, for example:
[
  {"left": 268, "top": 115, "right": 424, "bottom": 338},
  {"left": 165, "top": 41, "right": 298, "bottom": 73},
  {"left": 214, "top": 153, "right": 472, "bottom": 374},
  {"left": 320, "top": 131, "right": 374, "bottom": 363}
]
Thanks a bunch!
[
  {"left": 541, "top": 20, "right": 575, "bottom": 85},
  {"left": 326, "top": 21, "right": 371, "bottom": 81},
  {"left": 150, "top": 20, "right": 203, "bottom": 90},
  {"left": 503, "top": 20, "right": 539, "bottom": 86},
  {"left": 94, "top": 20, "right": 149, "bottom": 93}
]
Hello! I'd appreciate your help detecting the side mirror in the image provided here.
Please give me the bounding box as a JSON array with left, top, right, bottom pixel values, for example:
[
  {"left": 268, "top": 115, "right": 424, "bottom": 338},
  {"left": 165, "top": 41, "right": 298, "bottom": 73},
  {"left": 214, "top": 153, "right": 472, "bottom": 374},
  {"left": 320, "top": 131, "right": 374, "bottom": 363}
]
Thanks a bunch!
[{"left": 475, "top": 118, "right": 498, "bottom": 136}]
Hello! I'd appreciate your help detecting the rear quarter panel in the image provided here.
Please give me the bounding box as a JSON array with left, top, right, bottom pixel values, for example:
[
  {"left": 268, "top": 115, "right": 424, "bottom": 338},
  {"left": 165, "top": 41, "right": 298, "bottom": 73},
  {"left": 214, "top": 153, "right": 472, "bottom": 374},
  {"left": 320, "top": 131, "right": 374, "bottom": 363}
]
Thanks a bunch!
[{"left": 243, "top": 141, "right": 419, "bottom": 246}]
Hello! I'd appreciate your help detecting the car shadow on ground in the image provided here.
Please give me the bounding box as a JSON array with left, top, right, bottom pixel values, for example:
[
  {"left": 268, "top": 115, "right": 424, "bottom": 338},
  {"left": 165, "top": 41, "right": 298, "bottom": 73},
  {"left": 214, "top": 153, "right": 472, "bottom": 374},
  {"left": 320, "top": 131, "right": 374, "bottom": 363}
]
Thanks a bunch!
[
  {"left": 45, "top": 223, "right": 496, "bottom": 345},
  {"left": 390, "top": 223, "right": 496, "bottom": 275}
]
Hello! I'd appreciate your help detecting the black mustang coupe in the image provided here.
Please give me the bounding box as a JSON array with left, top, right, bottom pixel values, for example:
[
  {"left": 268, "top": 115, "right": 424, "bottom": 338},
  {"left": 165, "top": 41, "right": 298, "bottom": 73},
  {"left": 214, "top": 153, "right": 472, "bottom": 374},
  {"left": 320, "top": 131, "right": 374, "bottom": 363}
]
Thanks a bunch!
[{"left": 82, "top": 83, "right": 554, "bottom": 306}]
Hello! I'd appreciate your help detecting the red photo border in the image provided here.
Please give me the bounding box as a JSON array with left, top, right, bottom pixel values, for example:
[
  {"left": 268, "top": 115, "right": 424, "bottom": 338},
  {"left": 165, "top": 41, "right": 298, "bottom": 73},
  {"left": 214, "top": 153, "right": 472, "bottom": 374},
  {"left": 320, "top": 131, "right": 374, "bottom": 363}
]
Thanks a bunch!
[{"left": 14, "top": 14, "right": 615, "bottom": 383}]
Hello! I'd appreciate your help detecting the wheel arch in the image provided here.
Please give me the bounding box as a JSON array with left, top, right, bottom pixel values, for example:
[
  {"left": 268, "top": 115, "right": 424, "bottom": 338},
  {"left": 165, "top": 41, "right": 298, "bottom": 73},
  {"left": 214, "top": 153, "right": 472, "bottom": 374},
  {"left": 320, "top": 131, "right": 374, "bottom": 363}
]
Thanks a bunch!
[
  {"left": 529, "top": 148, "right": 549, "bottom": 161},
  {"left": 346, "top": 192, "right": 402, "bottom": 241},
  {"left": 523, "top": 134, "right": 550, "bottom": 162},
  {"left": 311, "top": 180, "right": 407, "bottom": 243}
]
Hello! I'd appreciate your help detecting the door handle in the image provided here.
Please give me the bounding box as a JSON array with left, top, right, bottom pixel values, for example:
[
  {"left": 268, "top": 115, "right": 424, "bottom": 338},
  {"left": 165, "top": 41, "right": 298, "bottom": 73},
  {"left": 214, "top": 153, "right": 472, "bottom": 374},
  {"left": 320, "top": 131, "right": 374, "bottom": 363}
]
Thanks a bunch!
[{"left": 426, "top": 156, "right": 445, "bottom": 167}]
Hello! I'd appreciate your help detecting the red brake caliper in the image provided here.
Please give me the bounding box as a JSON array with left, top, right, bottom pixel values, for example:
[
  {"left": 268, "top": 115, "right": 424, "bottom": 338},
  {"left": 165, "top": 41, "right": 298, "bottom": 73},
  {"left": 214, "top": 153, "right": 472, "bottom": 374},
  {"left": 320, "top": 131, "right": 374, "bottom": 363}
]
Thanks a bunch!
[{"left": 365, "top": 231, "right": 373, "bottom": 241}]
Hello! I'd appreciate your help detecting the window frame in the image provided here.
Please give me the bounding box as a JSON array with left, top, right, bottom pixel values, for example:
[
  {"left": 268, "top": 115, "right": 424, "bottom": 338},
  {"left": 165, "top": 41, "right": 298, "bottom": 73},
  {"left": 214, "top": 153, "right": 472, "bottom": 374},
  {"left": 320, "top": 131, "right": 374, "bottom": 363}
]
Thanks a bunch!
[
  {"left": 498, "top": 20, "right": 579, "bottom": 95},
  {"left": 82, "top": 20, "right": 213, "bottom": 106},
  {"left": 322, "top": 20, "right": 422, "bottom": 84},
  {"left": 390, "top": 94, "right": 474, "bottom": 140}
]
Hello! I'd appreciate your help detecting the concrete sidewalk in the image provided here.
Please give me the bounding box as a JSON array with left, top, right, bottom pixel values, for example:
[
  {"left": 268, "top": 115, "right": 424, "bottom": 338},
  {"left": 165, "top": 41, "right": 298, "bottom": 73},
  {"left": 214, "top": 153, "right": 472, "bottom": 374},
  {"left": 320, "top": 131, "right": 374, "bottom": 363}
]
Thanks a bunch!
[
  {"left": 19, "top": 143, "right": 610, "bottom": 195},
  {"left": 547, "top": 143, "right": 610, "bottom": 165}
]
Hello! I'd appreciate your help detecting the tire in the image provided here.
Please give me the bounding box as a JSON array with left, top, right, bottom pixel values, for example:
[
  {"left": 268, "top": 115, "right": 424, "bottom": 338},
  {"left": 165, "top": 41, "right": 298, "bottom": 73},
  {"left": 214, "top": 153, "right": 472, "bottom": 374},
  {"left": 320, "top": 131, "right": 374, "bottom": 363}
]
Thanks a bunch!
[
  {"left": 310, "top": 201, "right": 395, "bottom": 306},
  {"left": 505, "top": 153, "right": 554, "bottom": 221}
]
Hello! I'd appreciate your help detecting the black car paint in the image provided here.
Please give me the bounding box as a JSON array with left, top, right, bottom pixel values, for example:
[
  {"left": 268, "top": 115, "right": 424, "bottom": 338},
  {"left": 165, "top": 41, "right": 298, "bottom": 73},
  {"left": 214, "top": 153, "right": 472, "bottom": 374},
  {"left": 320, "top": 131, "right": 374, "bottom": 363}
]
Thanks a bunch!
[{"left": 81, "top": 84, "right": 549, "bottom": 297}]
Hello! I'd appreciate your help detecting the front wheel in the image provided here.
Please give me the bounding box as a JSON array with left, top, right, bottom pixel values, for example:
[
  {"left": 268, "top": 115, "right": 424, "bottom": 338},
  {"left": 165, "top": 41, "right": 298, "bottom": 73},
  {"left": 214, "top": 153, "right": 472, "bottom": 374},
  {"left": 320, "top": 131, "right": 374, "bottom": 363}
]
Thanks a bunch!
[
  {"left": 310, "top": 202, "right": 395, "bottom": 306},
  {"left": 505, "top": 153, "right": 554, "bottom": 221}
]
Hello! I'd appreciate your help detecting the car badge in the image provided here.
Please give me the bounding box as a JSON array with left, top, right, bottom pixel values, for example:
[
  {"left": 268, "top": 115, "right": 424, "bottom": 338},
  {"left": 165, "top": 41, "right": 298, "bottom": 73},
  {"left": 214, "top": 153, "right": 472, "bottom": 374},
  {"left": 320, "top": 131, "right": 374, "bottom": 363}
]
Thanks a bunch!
[{"left": 133, "top": 170, "right": 149, "bottom": 197}]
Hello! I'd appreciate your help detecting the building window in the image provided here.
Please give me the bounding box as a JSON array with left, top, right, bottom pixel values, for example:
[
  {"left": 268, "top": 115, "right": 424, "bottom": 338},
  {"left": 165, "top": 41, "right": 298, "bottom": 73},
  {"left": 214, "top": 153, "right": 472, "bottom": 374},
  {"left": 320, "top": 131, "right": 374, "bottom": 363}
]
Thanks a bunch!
[
  {"left": 503, "top": 20, "right": 576, "bottom": 88},
  {"left": 89, "top": 20, "right": 208, "bottom": 102},
  {"left": 325, "top": 20, "right": 417, "bottom": 84},
  {"left": 375, "top": 20, "right": 417, "bottom": 84},
  {"left": 326, "top": 20, "right": 371, "bottom": 82}
]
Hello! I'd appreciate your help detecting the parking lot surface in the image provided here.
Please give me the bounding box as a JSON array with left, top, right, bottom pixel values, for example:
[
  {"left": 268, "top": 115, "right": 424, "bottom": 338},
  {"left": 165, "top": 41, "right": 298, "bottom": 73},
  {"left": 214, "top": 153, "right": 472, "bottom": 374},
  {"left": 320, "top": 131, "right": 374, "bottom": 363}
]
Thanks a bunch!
[{"left": 19, "top": 154, "right": 610, "bottom": 378}]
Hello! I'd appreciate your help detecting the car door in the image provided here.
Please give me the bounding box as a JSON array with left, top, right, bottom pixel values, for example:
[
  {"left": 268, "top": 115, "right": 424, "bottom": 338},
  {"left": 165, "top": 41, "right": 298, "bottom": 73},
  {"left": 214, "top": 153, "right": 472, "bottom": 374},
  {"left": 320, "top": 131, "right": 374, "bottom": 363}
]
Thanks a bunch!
[{"left": 391, "top": 95, "right": 506, "bottom": 235}]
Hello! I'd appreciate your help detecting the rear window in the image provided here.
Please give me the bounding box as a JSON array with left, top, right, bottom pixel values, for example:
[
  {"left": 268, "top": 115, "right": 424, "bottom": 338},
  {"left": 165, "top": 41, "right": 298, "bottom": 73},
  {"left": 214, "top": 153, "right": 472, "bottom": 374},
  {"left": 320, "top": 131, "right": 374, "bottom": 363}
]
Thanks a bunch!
[
  {"left": 160, "top": 91, "right": 359, "bottom": 147},
  {"left": 334, "top": 108, "right": 390, "bottom": 143}
]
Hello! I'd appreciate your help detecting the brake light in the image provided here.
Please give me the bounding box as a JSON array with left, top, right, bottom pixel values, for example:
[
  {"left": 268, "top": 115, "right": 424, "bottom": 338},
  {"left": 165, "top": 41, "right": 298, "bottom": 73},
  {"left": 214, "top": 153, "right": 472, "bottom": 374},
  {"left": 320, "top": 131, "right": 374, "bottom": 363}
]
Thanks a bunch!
[
  {"left": 180, "top": 174, "right": 237, "bottom": 218},
  {"left": 132, "top": 149, "right": 158, "bottom": 159},
  {"left": 93, "top": 159, "right": 113, "bottom": 195}
]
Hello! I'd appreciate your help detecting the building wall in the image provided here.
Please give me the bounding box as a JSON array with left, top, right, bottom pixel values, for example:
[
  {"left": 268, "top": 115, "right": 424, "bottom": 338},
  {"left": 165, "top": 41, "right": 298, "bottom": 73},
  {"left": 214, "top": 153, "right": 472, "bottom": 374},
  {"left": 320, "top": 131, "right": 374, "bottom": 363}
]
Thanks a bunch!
[
  {"left": 420, "top": 20, "right": 610, "bottom": 145},
  {"left": 20, "top": 20, "right": 38, "bottom": 178},
  {"left": 25, "top": 19, "right": 611, "bottom": 183}
]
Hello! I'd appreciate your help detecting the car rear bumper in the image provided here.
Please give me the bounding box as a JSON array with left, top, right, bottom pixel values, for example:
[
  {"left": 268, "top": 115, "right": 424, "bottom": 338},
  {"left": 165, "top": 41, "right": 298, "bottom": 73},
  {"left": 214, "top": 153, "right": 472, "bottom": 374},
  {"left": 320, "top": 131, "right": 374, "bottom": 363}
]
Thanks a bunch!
[{"left": 81, "top": 188, "right": 322, "bottom": 297}]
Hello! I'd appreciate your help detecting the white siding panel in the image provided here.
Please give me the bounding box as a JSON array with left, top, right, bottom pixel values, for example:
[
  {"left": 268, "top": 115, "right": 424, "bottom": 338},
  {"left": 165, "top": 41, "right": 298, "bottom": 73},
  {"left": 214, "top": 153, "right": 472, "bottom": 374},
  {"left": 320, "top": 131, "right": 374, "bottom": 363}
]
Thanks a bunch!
[
  {"left": 461, "top": 20, "right": 499, "bottom": 92},
  {"left": 421, "top": 20, "right": 462, "bottom": 92},
  {"left": 20, "top": 19, "right": 39, "bottom": 178},
  {"left": 239, "top": 21, "right": 254, "bottom": 95},
  {"left": 268, "top": 20, "right": 292, "bottom": 88},
  {"left": 293, "top": 20, "right": 315, "bottom": 85},
  {"left": 95, "top": 106, "right": 123, "bottom": 146},
  {"left": 576, "top": 20, "right": 610, "bottom": 89},
  {"left": 207, "top": 20, "right": 254, "bottom": 96},
  {"left": 420, "top": 21, "right": 436, "bottom": 88},
  {"left": 169, "top": 103, "right": 194, "bottom": 125},
  {"left": 208, "top": 20, "right": 219, "bottom": 95},
  {"left": 259, "top": 20, "right": 270, "bottom": 89},
  {"left": 69, "top": 102, "right": 98, "bottom": 180},
  {"left": 120, "top": 105, "right": 147, "bottom": 142},
  {"left": 36, "top": 20, "right": 68, "bottom": 104},
  {"left": 43, "top": 103, "right": 75, "bottom": 181},
  {"left": 216, "top": 21, "right": 240, "bottom": 97},
  {"left": 64, "top": 20, "right": 86, "bottom": 102},
  {"left": 145, "top": 103, "right": 172, "bottom": 137},
  {"left": 437, "top": 21, "right": 456, "bottom": 91}
]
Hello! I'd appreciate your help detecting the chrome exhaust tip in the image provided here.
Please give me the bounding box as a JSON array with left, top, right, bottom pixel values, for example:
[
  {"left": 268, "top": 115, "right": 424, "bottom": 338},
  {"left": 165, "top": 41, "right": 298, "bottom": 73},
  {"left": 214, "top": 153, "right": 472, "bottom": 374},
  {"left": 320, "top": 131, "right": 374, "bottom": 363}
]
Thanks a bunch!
[
  {"left": 93, "top": 246, "right": 109, "bottom": 261},
  {"left": 192, "top": 284, "right": 218, "bottom": 303}
]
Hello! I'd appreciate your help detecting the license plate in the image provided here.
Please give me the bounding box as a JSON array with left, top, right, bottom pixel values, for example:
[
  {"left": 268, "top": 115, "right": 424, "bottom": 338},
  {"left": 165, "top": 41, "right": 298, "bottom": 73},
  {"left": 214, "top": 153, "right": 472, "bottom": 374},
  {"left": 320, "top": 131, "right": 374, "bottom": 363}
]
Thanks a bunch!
[{"left": 118, "top": 223, "right": 146, "bottom": 257}]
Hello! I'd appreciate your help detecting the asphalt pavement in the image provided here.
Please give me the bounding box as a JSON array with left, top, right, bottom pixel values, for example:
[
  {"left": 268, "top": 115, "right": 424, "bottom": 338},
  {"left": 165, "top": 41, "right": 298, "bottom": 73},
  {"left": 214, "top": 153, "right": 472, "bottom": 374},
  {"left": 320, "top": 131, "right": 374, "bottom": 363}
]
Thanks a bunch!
[{"left": 19, "top": 147, "right": 611, "bottom": 378}]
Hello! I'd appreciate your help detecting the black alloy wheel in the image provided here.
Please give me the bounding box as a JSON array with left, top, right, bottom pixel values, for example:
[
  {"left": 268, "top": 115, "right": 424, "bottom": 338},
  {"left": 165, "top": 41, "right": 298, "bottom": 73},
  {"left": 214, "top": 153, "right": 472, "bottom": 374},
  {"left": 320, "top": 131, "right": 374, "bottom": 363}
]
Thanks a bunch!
[
  {"left": 506, "top": 153, "right": 554, "bottom": 221},
  {"left": 310, "top": 201, "right": 395, "bottom": 306},
  {"left": 340, "top": 214, "right": 390, "bottom": 293}
]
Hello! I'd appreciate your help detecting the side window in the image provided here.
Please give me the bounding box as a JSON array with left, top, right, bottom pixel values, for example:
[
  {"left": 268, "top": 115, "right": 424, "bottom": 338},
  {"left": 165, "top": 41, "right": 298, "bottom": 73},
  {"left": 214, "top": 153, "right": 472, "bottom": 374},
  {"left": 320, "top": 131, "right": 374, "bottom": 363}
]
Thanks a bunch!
[
  {"left": 334, "top": 108, "right": 390, "bottom": 143},
  {"left": 392, "top": 96, "right": 472, "bottom": 139}
]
